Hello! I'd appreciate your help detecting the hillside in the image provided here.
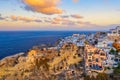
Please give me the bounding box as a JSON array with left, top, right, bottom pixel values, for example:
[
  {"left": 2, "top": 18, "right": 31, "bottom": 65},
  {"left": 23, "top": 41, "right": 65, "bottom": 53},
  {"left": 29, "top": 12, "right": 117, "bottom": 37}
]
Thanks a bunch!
[{"left": 0, "top": 43, "right": 84, "bottom": 80}]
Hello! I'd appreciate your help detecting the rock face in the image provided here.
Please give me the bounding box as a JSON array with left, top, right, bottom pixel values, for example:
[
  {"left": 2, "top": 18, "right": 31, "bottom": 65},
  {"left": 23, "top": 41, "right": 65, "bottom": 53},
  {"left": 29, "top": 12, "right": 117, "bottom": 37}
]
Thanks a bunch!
[
  {"left": 49, "top": 43, "right": 82, "bottom": 71},
  {"left": 0, "top": 53, "right": 26, "bottom": 67},
  {"left": 0, "top": 43, "right": 84, "bottom": 80}
]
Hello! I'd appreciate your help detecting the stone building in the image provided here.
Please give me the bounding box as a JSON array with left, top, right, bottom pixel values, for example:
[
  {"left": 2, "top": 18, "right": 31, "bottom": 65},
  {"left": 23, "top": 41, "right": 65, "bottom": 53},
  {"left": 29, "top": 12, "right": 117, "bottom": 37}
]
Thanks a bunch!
[{"left": 85, "top": 44, "right": 107, "bottom": 73}]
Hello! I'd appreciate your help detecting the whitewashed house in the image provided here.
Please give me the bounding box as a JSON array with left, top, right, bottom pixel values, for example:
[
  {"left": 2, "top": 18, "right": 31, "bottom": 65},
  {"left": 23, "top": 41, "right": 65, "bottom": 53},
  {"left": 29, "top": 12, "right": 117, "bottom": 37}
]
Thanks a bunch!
[{"left": 107, "top": 26, "right": 120, "bottom": 36}]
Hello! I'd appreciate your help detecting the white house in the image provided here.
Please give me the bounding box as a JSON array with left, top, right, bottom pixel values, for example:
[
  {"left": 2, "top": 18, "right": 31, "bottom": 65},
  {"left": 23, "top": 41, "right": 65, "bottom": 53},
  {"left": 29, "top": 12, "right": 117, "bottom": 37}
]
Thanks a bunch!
[
  {"left": 107, "top": 26, "right": 120, "bottom": 36},
  {"left": 103, "top": 53, "right": 118, "bottom": 68}
]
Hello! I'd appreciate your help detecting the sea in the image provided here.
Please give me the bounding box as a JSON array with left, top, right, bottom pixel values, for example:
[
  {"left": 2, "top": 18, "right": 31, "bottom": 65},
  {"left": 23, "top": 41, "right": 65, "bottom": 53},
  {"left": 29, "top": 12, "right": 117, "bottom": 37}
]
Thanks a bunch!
[{"left": 0, "top": 31, "right": 97, "bottom": 59}]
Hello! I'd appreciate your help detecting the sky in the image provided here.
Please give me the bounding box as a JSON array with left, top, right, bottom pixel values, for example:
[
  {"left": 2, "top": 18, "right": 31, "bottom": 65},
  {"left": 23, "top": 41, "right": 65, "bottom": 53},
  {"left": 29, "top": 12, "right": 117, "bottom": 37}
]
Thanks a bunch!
[{"left": 0, "top": 0, "right": 120, "bottom": 31}]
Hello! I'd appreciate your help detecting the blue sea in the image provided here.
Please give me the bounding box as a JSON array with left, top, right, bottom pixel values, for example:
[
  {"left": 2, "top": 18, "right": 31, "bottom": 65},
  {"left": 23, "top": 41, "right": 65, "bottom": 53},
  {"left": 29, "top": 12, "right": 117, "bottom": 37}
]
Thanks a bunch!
[{"left": 0, "top": 31, "right": 96, "bottom": 59}]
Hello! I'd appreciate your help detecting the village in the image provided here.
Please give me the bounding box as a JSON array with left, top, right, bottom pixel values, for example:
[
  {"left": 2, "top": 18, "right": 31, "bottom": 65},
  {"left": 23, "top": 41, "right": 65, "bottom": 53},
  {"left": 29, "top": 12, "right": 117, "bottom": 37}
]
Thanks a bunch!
[
  {"left": 0, "top": 26, "right": 120, "bottom": 80},
  {"left": 56, "top": 26, "right": 120, "bottom": 75},
  {"left": 26, "top": 26, "right": 120, "bottom": 79}
]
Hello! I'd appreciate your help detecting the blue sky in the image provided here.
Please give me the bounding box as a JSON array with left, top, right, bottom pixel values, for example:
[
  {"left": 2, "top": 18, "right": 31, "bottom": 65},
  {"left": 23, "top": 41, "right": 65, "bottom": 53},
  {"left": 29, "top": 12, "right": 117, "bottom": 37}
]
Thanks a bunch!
[{"left": 0, "top": 0, "right": 120, "bottom": 31}]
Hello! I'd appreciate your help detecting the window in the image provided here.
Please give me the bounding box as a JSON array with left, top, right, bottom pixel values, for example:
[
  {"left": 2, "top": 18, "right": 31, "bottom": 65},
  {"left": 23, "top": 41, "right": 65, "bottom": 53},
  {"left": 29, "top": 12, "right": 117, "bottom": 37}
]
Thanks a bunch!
[
  {"left": 111, "top": 58, "right": 114, "bottom": 60},
  {"left": 60, "top": 67, "right": 63, "bottom": 69},
  {"left": 88, "top": 59, "right": 92, "bottom": 62},
  {"left": 118, "top": 30, "right": 120, "bottom": 34},
  {"left": 73, "top": 56, "right": 76, "bottom": 59},
  {"left": 96, "top": 58, "right": 99, "bottom": 62},
  {"left": 78, "top": 54, "right": 81, "bottom": 57}
]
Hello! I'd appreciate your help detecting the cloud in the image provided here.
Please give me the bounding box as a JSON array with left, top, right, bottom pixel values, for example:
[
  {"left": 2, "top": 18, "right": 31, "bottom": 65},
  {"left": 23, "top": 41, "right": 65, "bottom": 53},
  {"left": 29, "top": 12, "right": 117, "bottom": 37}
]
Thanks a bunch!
[
  {"left": 11, "top": 15, "right": 18, "bottom": 21},
  {"left": 71, "top": 14, "right": 83, "bottom": 19},
  {"left": 73, "top": 0, "right": 79, "bottom": 3},
  {"left": 52, "top": 17, "right": 95, "bottom": 26},
  {"left": 22, "top": 0, "right": 62, "bottom": 15},
  {"left": 10, "top": 15, "right": 42, "bottom": 22},
  {"left": 9, "top": 14, "right": 96, "bottom": 27},
  {"left": 34, "top": 20, "right": 42, "bottom": 22},
  {"left": 62, "top": 20, "right": 76, "bottom": 25},
  {"left": 0, "top": 17, "right": 4, "bottom": 20},
  {"left": 18, "top": 16, "right": 34, "bottom": 22},
  {"left": 77, "top": 21, "right": 97, "bottom": 26},
  {"left": 51, "top": 16, "right": 76, "bottom": 25},
  {"left": 0, "top": 14, "right": 5, "bottom": 20},
  {"left": 53, "top": 17, "right": 63, "bottom": 21},
  {"left": 60, "top": 15, "right": 69, "bottom": 18},
  {"left": 52, "top": 20, "right": 60, "bottom": 24},
  {"left": 44, "top": 20, "right": 51, "bottom": 23}
]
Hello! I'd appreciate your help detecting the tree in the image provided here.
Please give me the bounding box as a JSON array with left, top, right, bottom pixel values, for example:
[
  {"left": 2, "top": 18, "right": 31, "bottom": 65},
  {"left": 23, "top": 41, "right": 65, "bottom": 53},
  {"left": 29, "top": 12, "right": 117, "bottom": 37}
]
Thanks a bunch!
[
  {"left": 110, "top": 48, "right": 115, "bottom": 54},
  {"left": 114, "top": 63, "right": 120, "bottom": 74}
]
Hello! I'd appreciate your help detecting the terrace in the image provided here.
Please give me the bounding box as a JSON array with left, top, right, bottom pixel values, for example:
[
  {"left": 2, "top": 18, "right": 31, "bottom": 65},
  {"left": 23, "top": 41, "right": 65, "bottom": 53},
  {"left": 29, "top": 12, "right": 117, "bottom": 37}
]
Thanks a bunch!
[{"left": 90, "top": 64, "right": 103, "bottom": 71}]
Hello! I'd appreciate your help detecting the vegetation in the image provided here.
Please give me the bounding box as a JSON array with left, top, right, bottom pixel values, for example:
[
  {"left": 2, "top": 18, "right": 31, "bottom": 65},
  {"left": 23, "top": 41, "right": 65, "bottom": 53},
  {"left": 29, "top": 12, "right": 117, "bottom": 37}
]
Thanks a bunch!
[
  {"left": 114, "top": 63, "right": 120, "bottom": 74},
  {"left": 84, "top": 73, "right": 109, "bottom": 80},
  {"left": 84, "top": 40, "right": 89, "bottom": 44},
  {"left": 110, "top": 48, "right": 118, "bottom": 55}
]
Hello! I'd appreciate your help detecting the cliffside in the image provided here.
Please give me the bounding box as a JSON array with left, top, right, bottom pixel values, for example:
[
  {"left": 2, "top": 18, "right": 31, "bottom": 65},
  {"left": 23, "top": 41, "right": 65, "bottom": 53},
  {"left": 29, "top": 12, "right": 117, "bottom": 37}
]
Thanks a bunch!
[{"left": 0, "top": 43, "right": 84, "bottom": 80}]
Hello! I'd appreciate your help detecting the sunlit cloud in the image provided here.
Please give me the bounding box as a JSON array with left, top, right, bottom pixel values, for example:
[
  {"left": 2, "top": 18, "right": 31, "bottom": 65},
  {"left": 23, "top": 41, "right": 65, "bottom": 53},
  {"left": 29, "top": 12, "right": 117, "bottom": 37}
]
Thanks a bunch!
[
  {"left": 77, "top": 21, "right": 98, "bottom": 26},
  {"left": 21, "top": 0, "right": 62, "bottom": 15},
  {"left": 11, "top": 15, "right": 18, "bottom": 21},
  {"left": 10, "top": 15, "right": 42, "bottom": 22},
  {"left": 44, "top": 20, "right": 51, "bottom": 23},
  {"left": 53, "top": 17, "right": 63, "bottom": 21},
  {"left": 61, "top": 20, "right": 76, "bottom": 25},
  {"left": 71, "top": 14, "right": 83, "bottom": 19},
  {"left": 49, "top": 16, "right": 97, "bottom": 27},
  {"left": 60, "top": 15, "right": 69, "bottom": 18},
  {"left": 0, "top": 0, "right": 119, "bottom": 31}
]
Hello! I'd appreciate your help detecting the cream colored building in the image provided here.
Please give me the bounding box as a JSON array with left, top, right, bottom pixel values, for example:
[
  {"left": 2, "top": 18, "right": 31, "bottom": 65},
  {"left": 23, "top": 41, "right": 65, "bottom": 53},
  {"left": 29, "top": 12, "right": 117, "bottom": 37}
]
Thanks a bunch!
[{"left": 85, "top": 45, "right": 107, "bottom": 72}]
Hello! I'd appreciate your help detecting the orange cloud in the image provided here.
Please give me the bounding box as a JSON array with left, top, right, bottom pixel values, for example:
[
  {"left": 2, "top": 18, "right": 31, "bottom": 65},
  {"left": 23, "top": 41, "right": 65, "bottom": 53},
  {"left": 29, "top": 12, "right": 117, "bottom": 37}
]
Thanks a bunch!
[
  {"left": 71, "top": 14, "right": 83, "bottom": 19},
  {"left": 22, "top": 0, "right": 62, "bottom": 15},
  {"left": 51, "top": 16, "right": 97, "bottom": 26},
  {"left": 11, "top": 15, "right": 18, "bottom": 21},
  {"left": 52, "top": 16, "right": 76, "bottom": 25},
  {"left": 17, "top": 16, "right": 34, "bottom": 22},
  {"left": 53, "top": 17, "right": 63, "bottom": 21},
  {"left": 10, "top": 15, "right": 42, "bottom": 22},
  {"left": 52, "top": 20, "right": 60, "bottom": 24}
]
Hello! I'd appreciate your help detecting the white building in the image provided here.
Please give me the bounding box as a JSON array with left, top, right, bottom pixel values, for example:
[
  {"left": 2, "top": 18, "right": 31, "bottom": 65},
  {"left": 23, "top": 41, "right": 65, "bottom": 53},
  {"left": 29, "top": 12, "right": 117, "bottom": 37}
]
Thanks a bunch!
[
  {"left": 103, "top": 53, "right": 118, "bottom": 68},
  {"left": 96, "top": 41, "right": 107, "bottom": 48},
  {"left": 107, "top": 26, "right": 120, "bottom": 36}
]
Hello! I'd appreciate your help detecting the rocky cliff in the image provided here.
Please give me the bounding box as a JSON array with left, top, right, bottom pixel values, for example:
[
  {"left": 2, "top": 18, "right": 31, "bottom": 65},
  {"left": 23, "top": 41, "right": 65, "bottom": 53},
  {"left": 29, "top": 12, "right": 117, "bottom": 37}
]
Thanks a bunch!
[{"left": 0, "top": 43, "right": 84, "bottom": 80}]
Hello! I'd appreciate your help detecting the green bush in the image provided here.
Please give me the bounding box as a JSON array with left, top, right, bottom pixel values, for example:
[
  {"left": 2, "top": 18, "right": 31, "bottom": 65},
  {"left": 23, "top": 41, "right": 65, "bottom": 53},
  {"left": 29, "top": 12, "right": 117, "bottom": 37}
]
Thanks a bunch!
[{"left": 114, "top": 63, "right": 120, "bottom": 74}]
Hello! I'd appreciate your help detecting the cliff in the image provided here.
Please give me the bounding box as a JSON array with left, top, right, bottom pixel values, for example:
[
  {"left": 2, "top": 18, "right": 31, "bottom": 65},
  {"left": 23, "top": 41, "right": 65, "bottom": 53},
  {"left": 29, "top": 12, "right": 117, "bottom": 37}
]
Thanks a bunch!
[{"left": 0, "top": 43, "right": 84, "bottom": 80}]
